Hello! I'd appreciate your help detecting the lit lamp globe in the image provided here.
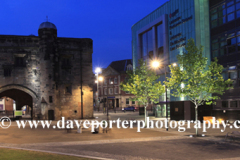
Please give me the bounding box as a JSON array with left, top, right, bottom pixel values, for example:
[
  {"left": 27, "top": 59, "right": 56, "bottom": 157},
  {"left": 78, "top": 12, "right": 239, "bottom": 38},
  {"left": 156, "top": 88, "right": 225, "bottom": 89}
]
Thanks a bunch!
[
  {"left": 95, "top": 67, "right": 101, "bottom": 74},
  {"left": 98, "top": 76, "right": 103, "bottom": 82},
  {"left": 152, "top": 61, "right": 160, "bottom": 68}
]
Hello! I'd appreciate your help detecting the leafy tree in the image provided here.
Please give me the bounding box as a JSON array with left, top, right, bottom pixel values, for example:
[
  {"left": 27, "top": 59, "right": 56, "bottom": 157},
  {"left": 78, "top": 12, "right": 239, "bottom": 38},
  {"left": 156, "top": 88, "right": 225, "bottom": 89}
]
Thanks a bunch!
[
  {"left": 120, "top": 59, "right": 165, "bottom": 125},
  {"left": 165, "top": 38, "right": 232, "bottom": 135}
]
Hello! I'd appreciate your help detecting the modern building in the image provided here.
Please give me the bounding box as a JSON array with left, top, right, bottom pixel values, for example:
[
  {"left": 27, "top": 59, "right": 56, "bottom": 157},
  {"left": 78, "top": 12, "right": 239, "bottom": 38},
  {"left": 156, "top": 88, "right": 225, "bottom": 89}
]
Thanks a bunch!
[
  {"left": 0, "top": 21, "right": 93, "bottom": 120},
  {"left": 97, "top": 59, "right": 139, "bottom": 111},
  {"left": 131, "top": 0, "right": 211, "bottom": 120},
  {"left": 210, "top": 0, "right": 240, "bottom": 120}
]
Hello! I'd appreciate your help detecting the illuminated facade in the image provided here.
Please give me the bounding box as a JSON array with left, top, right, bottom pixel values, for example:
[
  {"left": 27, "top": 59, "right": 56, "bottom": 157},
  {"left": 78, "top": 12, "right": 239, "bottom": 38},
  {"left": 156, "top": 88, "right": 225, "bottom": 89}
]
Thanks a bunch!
[
  {"left": 0, "top": 21, "right": 93, "bottom": 120},
  {"left": 132, "top": 0, "right": 211, "bottom": 120}
]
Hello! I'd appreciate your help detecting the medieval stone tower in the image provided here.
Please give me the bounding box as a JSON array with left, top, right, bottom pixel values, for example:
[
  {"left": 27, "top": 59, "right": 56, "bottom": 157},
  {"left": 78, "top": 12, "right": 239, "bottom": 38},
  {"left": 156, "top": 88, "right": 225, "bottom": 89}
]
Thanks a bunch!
[{"left": 0, "top": 21, "right": 93, "bottom": 120}]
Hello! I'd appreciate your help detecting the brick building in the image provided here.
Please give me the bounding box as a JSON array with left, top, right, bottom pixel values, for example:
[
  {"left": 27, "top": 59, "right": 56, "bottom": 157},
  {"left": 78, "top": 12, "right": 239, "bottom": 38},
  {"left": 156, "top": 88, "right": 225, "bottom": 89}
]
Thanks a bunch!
[
  {"left": 97, "top": 59, "right": 138, "bottom": 111},
  {"left": 0, "top": 21, "right": 93, "bottom": 120}
]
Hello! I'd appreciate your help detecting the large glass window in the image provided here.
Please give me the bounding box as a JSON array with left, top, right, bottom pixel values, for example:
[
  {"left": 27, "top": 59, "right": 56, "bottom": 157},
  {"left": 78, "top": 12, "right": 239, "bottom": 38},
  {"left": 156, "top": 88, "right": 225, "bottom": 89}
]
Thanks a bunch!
[
  {"left": 228, "top": 45, "right": 236, "bottom": 53},
  {"left": 212, "top": 43, "right": 219, "bottom": 50},
  {"left": 222, "top": 72, "right": 228, "bottom": 80},
  {"left": 211, "top": 13, "right": 218, "bottom": 20},
  {"left": 237, "top": 10, "right": 240, "bottom": 18},
  {"left": 211, "top": 20, "right": 218, "bottom": 28},
  {"left": 219, "top": 48, "right": 226, "bottom": 56},
  {"left": 227, "top": 12, "right": 235, "bottom": 21},
  {"left": 220, "top": 41, "right": 227, "bottom": 47},
  {"left": 219, "top": 17, "right": 226, "bottom": 25},
  {"left": 222, "top": 101, "right": 228, "bottom": 108},
  {"left": 218, "top": 9, "right": 226, "bottom": 17},
  {"left": 212, "top": 50, "right": 218, "bottom": 58},
  {"left": 141, "top": 29, "right": 153, "bottom": 58},
  {"left": 230, "top": 101, "right": 238, "bottom": 108},
  {"left": 229, "top": 71, "right": 237, "bottom": 79},
  {"left": 238, "top": 44, "right": 240, "bottom": 51},
  {"left": 227, "top": 1, "right": 234, "bottom": 7},
  {"left": 237, "top": 3, "right": 240, "bottom": 10},
  {"left": 231, "top": 37, "right": 236, "bottom": 45},
  {"left": 227, "top": 5, "right": 235, "bottom": 14},
  {"left": 141, "top": 32, "right": 147, "bottom": 57},
  {"left": 237, "top": 36, "right": 240, "bottom": 43},
  {"left": 211, "top": 8, "right": 217, "bottom": 14},
  {"left": 157, "top": 24, "right": 164, "bottom": 58},
  {"left": 218, "top": 4, "right": 225, "bottom": 10}
]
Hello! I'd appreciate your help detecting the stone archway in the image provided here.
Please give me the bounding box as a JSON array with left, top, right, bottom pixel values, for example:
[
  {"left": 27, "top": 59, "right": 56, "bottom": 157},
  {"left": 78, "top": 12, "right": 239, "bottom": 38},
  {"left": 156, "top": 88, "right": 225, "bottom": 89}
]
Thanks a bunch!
[{"left": 0, "top": 84, "right": 38, "bottom": 119}]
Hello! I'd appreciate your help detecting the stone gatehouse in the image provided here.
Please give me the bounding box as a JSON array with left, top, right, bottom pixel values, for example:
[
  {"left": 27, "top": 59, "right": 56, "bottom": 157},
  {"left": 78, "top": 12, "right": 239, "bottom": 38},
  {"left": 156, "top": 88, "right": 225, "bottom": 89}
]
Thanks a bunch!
[{"left": 0, "top": 21, "right": 93, "bottom": 120}]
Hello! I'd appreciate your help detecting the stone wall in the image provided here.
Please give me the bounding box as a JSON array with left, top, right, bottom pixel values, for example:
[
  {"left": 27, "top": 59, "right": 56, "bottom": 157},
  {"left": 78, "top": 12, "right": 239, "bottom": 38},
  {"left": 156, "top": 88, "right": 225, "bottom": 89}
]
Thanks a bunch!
[{"left": 0, "top": 28, "right": 93, "bottom": 120}]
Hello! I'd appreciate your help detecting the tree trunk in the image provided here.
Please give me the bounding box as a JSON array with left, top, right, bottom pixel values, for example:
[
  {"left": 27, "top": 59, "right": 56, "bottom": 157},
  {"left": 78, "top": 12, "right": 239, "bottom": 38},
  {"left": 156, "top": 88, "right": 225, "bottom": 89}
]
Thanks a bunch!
[
  {"left": 144, "top": 106, "right": 147, "bottom": 127},
  {"left": 195, "top": 105, "right": 198, "bottom": 136}
]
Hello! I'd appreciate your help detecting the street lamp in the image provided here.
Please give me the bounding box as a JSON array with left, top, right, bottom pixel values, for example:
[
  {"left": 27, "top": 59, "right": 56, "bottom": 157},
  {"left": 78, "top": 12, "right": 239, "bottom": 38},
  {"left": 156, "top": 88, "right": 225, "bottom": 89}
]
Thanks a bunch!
[
  {"left": 152, "top": 60, "right": 176, "bottom": 131},
  {"left": 95, "top": 67, "right": 102, "bottom": 111}
]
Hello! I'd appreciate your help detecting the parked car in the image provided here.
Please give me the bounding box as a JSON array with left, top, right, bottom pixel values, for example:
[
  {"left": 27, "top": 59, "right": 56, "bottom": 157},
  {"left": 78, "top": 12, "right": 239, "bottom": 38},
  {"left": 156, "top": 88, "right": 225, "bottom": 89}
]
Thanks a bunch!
[{"left": 122, "top": 106, "right": 137, "bottom": 112}]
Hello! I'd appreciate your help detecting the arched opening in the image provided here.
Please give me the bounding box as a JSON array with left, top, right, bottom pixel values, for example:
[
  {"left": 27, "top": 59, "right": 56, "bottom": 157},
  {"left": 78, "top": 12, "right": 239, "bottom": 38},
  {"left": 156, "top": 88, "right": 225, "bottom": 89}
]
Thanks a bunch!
[{"left": 0, "top": 89, "right": 33, "bottom": 119}]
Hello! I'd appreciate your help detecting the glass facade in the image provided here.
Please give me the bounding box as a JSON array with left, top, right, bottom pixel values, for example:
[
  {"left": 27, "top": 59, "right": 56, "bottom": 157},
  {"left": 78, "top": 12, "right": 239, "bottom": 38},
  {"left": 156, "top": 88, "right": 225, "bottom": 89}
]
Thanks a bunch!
[
  {"left": 141, "top": 29, "right": 153, "bottom": 58},
  {"left": 132, "top": 0, "right": 210, "bottom": 102},
  {"left": 210, "top": 0, "right": 240, "bottom": 113},
  {"left": 157, "top": 23, "right": 164, "bottom": 58},
  {"left": 210, "top": 0, "right": 240, "bottom": 29}
]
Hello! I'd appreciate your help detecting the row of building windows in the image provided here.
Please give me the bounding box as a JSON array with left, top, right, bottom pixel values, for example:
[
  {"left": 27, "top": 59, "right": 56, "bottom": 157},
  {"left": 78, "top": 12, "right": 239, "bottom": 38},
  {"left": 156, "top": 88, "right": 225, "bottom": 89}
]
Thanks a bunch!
[
  {"left": 99, "top": 87, "right": 119, "bottom": 95},
  {"left": 211, "top": 29, "right": 240, "bottom": 58},
  {"left": 221, "top": 100, "right": 240, "bottom": 108},
  {"left": 98, "top": 89, "right": 130, "bottom": 96},
  {"left": 141, "top": 23, "right": 164, "bottom": 59},
  {"left": 126, "top": 98, "right": 135, "bottom": 105},
  {"left": 211, "top": 0, "right": 240, "bottom": 28},
  {"left": 222, "top": 68, "right": 240, "bottom": 88},
  {"left": 102, "top": 78, "right": 118, "bottom": 85}
]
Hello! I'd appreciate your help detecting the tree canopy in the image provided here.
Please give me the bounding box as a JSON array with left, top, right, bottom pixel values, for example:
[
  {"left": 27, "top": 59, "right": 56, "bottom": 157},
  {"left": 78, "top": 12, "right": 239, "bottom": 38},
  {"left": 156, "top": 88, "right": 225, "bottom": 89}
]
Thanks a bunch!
[
  {"left": 165, "top": 38, "right": 232, "bottom": 135},
  {"left": 121, "top": 59, "right": 165, "bottom": 106}
]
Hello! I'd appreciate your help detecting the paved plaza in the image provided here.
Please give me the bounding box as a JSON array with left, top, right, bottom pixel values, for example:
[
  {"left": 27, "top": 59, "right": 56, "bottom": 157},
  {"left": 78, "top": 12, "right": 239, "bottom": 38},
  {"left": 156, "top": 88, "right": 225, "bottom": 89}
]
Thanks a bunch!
[{"left": 1, "top": 111, "right": 240, "bottom": 159}]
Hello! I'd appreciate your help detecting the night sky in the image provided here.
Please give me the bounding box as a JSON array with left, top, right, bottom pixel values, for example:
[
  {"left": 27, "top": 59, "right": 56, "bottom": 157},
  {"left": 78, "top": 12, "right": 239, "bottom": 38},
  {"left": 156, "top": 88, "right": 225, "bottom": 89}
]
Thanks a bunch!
[{"left": 0, "top": 0, "right": 168, "bottom": 72}]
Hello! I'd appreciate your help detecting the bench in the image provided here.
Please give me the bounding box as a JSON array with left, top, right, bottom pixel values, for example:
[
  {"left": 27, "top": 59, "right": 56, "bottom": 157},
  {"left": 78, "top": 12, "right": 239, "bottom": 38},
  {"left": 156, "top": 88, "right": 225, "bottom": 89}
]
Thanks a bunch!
[{"left": 225, "top": 131, "right": 240, "bottom": 141}]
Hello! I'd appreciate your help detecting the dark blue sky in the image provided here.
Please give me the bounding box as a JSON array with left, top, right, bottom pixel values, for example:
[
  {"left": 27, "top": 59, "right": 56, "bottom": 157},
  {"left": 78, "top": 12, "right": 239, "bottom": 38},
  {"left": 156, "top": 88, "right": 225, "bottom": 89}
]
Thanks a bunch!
[{"left": 1, "top": 0, "right": 168, "bottom": 72}]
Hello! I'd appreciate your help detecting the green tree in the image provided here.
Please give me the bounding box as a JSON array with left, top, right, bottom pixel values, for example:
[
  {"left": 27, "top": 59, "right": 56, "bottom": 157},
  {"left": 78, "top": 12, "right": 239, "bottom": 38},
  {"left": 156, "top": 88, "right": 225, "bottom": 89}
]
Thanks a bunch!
[
  {"left": 165, "top": 38, "right": 232, "bottom": 135},
  {"left": 120, "top": 59, "right": 165, "bottom": 125}
]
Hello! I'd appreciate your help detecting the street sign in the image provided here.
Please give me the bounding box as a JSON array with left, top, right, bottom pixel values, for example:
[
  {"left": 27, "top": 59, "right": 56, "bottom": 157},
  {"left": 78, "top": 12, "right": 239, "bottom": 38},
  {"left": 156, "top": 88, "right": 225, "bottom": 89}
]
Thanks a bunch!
[
  {"left": 14, "top": 110, "right": 22, "bottom": 116},
  {"left": 107, "top": 96, "right": 115, "bottom": 99}
]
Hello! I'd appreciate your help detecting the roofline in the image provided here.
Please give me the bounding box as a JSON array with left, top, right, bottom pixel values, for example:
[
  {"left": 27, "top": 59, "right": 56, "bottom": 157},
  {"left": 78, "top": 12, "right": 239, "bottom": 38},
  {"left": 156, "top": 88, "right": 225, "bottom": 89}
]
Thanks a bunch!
[
  {"left": 131, "top": 1, "right": 169, "bottom": 29},
  {"left": 0, "top": 34, "right": 92, "bottom": 41},
  {"left": 0, "top": 34, "right": 39, "bottom": 38}
]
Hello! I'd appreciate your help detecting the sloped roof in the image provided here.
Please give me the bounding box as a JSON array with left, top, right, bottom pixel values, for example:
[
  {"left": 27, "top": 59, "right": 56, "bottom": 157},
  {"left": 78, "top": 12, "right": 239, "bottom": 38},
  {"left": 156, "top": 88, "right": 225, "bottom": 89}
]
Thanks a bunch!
[{"left": 109, "top": 59, "right": 132, "bottom": 73}]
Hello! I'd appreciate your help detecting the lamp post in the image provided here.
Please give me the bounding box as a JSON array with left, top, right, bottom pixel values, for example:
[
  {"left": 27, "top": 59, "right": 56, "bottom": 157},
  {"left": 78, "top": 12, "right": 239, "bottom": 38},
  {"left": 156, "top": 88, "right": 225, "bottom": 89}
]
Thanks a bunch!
[
  {"left": 95, "top": 67, "right": 101, "bottom": 111},
  {"left": 152, "top": 61, "right": 177, "bottom": 131},
  {"left": 107, "top": 79, "right": 113, "bottom": 121}
]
